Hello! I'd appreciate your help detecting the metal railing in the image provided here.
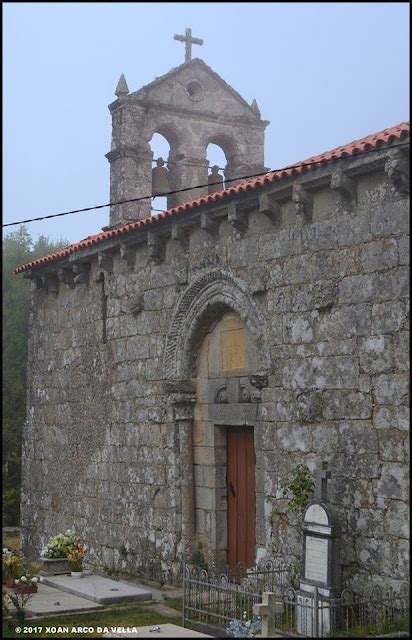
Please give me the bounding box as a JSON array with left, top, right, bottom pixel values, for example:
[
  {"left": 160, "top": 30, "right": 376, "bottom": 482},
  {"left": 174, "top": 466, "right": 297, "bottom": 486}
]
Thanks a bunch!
[
  {"left": 272, "top": 582, "right": 410, "bottom": 638},
  {"left": 182, "top": 557, "right": 290, "bottom": 632}
]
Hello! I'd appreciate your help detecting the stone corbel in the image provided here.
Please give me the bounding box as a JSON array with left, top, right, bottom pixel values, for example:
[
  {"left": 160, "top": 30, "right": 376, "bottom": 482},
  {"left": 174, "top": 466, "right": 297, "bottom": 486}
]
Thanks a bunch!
[
  {"left": 228, "top": 201, "right": 248, "bottom": 233},
  {"left": 259, "top": 192, "right": 282, "bottom": 225},
  {"left": 385, "top": 148, "right": 410, "bottom": 193},
  {"left": 43, "top": 273, "right": 59, "bottom": 293},
  {"left": 73, "top": 263, "right": 90, "bottom": 284},
  {"left": 147, "top": 231, "right": 164, "bottom": 261},
  {"left": 330, "top": 169, "right": 357, "bottom": 201},
  {"left": 170, "top": 222, "right": 187, "bottom": 243},
  {"left": 98, "top": 251, "right": 113, "bottom": 273},
  {"left": 292, "top": 184, "right": 313, "bottom": 223},
  {"left": 200, "top": 212, "right": 220, "bottom": 236},
  {"left": 57, "top": 267, "right": 75, "bottom": 288},
  {"left": 120, "top": 243, "right": 135, "bottom": 268},
  {"left": 31, "top": 275, "right": 44, "bottom": 290},
  {"left": 95, "top": 270, "right": 105, "bottom": 283}
]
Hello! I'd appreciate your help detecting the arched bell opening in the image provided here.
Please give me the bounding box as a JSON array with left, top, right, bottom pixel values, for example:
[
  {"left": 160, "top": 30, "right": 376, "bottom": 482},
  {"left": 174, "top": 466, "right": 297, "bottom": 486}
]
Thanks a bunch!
[
  {"left": 206, "top": 143, "right": 227, "bottom": 195},
  {"left": 149, "top": 132, "right": 172, "bottom": 214},
  {"left": 204, "top": 133, "right": 243, "bottom": 192}
]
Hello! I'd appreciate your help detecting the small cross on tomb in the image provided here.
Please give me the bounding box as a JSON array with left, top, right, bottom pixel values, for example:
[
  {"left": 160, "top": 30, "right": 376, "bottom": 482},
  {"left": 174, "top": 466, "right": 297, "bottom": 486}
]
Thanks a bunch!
[
  {"left": 253, "top": 591, "right": 283, "bottom": 637},
  {"left": 320, "top": 460, "right": 332, "bottom": 502},
  {"left": 174, "top": 27, "right": 204, "bottom": 63}
]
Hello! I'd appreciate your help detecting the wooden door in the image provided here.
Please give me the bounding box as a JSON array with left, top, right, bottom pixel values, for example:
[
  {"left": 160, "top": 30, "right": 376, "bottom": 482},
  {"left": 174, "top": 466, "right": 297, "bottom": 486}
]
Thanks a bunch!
[{"left": 227, "top": 427, "right": 256, "bottom": 571}]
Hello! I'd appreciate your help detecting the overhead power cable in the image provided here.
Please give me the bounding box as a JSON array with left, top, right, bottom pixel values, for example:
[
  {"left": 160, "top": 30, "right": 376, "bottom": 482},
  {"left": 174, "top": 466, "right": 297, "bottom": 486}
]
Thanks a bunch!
[{"left": 3, "top": 142, "right": 408, "bottom": 229}]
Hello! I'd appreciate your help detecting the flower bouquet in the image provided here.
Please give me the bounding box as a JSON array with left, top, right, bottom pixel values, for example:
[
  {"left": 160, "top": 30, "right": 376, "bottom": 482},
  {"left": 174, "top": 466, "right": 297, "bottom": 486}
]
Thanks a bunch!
[
  {"left": 66, "top": 539, "right": 88, "bottom": 575},
  {"left": 15, "top": 575, "right": 39, "bottom": 595},
  {"left": 226, "top": 612, "right": 262, "bottom": 637},
  {"left": 41, "top": 530, "right": 77, "bottom": 559}
]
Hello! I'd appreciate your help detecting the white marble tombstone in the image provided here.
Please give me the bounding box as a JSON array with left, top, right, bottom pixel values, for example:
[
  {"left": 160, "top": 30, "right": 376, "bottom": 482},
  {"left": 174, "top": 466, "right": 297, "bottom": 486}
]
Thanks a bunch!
[{"left": 296, "top": 465, "right": 341, "bottom": 636}]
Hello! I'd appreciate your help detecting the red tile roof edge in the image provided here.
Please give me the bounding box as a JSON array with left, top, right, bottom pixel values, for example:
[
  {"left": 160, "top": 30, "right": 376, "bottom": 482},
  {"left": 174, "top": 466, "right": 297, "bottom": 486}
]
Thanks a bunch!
[{"left": 14, "top": 121, "right": 409, "bottom": 274}]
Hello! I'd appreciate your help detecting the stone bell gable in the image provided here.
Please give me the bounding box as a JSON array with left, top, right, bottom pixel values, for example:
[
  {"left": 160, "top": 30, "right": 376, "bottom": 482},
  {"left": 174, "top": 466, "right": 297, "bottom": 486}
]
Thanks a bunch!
[
  {"left": 16, "top": 121, "right": 409, "bottom": 593},
  {"left": 106, "top": 58, "right": 269, "bottom": 225}
]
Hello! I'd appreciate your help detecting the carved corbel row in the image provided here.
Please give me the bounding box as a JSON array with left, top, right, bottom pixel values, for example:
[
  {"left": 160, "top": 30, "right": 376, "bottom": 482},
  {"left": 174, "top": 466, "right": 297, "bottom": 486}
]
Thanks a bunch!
[
  {"left": 57, "top": 267, "right": 75, "bottom": 288},
  {"left": 43, "top": 273, "right": 59, "bottom": 293},
  {"left": 171, "top": 222, "right": 187, "bottom": 242},
  {"left": 385, "top": 148, "right": 410, "bottom": 194},
  {"left": 200, "top": 212, "right": 219, "bottom": 236},
  {"left": 228, "top": 201, "right": 248, "bottom": 233},
  {"left": 98, "top": 251, "right": 113, "bottom": 273},
  {"left": 120, "top": 243, "right": 135, "bottom": 268},
  {"left": 72, "top": 263, "right": 90, "bottom": 284},
  {"left": 147, "top": 231, "right": 165, "bottom": 261},
  {"left": 259, "top": 192, "right": 282, "bottom": 226},
  {"left": 292, "top": 184, "right": 313, "bottom": 223},
  {"left": 330, "top": 169, "right": 357, "bottom": 202}
]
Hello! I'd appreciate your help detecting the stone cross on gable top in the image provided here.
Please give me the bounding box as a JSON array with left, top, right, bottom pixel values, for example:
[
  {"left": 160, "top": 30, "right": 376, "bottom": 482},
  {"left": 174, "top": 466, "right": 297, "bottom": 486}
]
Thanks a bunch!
[
  {"left": 320, "top": 460, "right": 332, "bottom": 502},
  {"left": 174, "top": 27, "right": 204, "bottom": 63}
]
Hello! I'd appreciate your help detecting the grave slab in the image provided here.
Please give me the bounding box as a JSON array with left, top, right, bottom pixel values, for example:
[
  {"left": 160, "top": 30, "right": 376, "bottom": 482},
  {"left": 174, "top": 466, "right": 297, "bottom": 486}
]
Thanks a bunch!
[
  {"left": 103, "top": 623, "right": 212, "bottom": 637},
  {"left": 40, "top": 575, "right": 152, "bottom": 605},
  {"left": 9, "top": 583, "right": 103, "bottom": 616}
]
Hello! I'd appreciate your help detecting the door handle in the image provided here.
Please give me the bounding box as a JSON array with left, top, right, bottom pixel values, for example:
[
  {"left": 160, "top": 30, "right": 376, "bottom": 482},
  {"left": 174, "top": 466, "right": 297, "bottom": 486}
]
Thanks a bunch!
[{"left": 229, "top": 482, "right": 236, "bottom": 497}]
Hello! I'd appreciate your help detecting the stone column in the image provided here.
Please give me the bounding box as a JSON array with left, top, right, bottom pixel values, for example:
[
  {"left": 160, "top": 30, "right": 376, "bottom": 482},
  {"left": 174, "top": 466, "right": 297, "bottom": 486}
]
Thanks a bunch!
[
  {"left": 169, "top": 157, "right": 209, "bottom": 208},
  {"left": 168, "top": 385, "right": 196, "bottom": 562},
  {"left": 106, "top": 99, "right": 153, "bottom": 226},
  {"left": 106, "top": 146, "right": 153, "bottom": 225}
]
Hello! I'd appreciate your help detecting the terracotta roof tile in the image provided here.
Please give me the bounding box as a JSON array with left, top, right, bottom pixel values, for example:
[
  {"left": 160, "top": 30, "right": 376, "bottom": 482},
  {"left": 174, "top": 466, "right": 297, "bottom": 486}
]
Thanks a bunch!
[{"left": 14, "top": 121, "right": 409, "bottom": 274}]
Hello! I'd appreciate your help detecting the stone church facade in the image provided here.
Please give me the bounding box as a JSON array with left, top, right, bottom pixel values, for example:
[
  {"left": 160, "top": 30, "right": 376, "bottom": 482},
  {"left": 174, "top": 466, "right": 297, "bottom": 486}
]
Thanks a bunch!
[{"left": 16, "top": 56, "right": 409, "bottom": 595}]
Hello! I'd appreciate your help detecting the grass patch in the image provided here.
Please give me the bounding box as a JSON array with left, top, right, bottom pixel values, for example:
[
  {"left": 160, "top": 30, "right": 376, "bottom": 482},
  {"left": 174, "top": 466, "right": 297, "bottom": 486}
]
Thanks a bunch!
[
  {"left": 163, "top": 596, "right": 183, "bottom": 612},
  {"left": 327, "top": 614, "right": 410, "bottom": 637},
  {"left": 4, "top": 603, "right": 182, "bottom": 638}
]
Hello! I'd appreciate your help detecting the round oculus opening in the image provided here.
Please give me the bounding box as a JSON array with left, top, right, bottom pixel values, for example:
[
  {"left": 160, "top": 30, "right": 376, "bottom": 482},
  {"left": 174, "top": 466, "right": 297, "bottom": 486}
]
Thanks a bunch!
[{"left": 186, "top": 80, "right": 203, "bottom": 101}]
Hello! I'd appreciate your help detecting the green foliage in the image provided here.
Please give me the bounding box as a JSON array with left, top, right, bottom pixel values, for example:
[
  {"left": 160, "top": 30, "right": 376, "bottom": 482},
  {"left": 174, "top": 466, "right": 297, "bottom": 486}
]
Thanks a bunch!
[
  {"left": 2, "top": 227, "right": 69, "bottom": 526},
  {"left": 280, "top": 464, "right": 315, "bottom": 512},
  {"left": 290, "top": 559, "right": 303, "bottom": 588},
  {"left": 190, "top": 549, "right": 208, "bottom": 571},
  {"left": 328, "top": 615, "right": 410, "bottom": 637}
]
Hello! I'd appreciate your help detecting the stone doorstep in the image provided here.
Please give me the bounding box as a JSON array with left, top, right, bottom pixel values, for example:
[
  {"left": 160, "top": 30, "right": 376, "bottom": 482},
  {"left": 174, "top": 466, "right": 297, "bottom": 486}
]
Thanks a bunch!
[{"left": 40, "top": 574, "right": 153, "bottom": 605}]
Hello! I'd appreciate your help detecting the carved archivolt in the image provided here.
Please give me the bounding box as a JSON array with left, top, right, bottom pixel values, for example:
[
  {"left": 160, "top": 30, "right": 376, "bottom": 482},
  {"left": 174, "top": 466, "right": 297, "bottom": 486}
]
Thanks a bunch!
[{"left": 164, "top": 268, "right": 267, "bottom": 379}]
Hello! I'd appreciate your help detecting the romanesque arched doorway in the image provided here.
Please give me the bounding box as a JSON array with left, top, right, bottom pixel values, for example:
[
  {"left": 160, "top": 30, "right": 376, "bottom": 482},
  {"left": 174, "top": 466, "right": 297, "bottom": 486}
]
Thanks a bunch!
[
  {"left": 164, "top": 269, "right": 268, "bottom": 572},
  {"left": 193, "top": 311, "right": 259, "bottom": 571}
]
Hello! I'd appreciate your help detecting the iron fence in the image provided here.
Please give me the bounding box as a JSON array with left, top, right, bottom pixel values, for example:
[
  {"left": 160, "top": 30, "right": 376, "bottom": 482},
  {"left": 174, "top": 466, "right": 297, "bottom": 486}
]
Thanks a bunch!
[
  {"left": 272, "top": 582, "right": 410, "bottom": 637},
  {"left": 182, "top": 557, "right": 290, "bottom": 633},
  {"left": 183, "top": 561, "right": 409, "bottom": 638}
]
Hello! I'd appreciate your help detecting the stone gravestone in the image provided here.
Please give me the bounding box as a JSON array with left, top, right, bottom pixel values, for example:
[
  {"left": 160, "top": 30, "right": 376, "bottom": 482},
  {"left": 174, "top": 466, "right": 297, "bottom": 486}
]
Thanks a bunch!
[
  {"left": 253, "top": 591, "right": 284, "bottom": 638},
  {"left": 296, "top": 462, "right": 341, "bottom": 637}
]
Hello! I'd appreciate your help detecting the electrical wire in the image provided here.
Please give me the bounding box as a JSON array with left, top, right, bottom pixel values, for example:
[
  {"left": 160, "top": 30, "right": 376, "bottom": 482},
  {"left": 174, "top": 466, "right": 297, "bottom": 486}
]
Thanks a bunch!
[{"left": 3, "top": 142, "right": 408, "bottom": 229}]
